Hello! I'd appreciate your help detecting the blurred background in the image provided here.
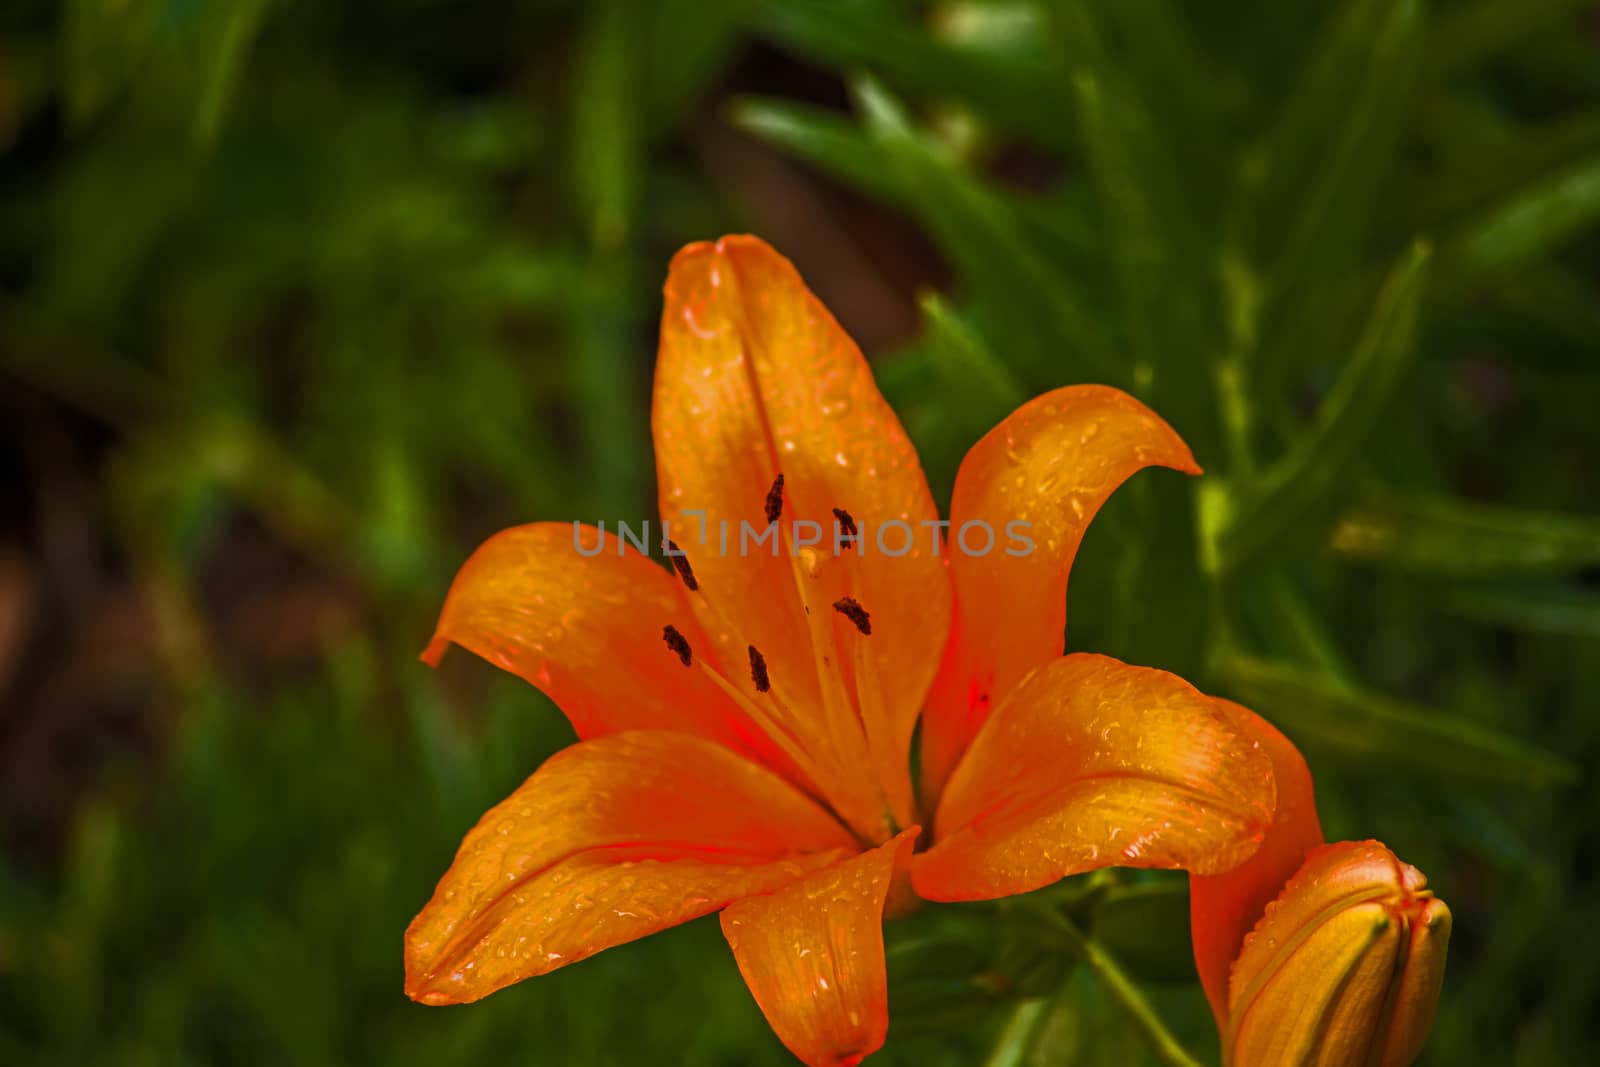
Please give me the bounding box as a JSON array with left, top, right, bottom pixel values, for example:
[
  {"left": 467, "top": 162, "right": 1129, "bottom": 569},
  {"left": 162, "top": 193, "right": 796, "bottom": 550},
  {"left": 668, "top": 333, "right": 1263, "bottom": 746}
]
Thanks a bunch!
[{"left": 2, "top": 1, "right": 1598, "bottom": 1063}]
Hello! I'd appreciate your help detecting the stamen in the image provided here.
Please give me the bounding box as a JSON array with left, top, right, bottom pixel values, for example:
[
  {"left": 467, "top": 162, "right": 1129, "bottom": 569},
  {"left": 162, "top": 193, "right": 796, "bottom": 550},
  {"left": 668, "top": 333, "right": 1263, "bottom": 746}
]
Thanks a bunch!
[
  {"left": 687, "top": 646, "right": 847, "bottom": 820},
  {"left": 663, "top": 538, "right": 698, "bottom": 591},
  {"left": 831, "top": 507, "right": 858, "bottom": 551},
  {"left": 851, "top": 630, "right": 914, "bottom": 831},
  {"left": 831, "top": 596, "right": 872, "bottom": 636},
  {"left": 662, "top": 624, "right": 693, "bottom": 666},
  {"left": 764, "top": 472, "right": 785, "bottom": 525},
  {"left": 779, "top": 519, "right": 887, "bottom": 842},
  {"left": 748, "top": 645, "right": 771, "bottom": 693}
]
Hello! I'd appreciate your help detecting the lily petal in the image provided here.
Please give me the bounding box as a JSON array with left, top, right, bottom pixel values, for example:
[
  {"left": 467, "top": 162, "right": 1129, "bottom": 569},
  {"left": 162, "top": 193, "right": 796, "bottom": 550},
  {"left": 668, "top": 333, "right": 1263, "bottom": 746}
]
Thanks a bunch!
[
  {"left": 913, "top": 654, "right": 1274, "bottom": 902},
  {"left": 405, "top": 731, "right": 856, "bottom": 1005},
  {"left": 921, "top": 386, "right": 1200, "bottom": 809},
  {"left": 1189, "top": 699, "right": 1324, "bottom": 1026},
  {"left": 655, "top": 235, "right": 950, "bottom": 836},
  {"left": 422, "top": 522, "right": 789, "bottom": 772},
  {"left": 721, "top": 828, "right": 919, "bottom": 1067}
]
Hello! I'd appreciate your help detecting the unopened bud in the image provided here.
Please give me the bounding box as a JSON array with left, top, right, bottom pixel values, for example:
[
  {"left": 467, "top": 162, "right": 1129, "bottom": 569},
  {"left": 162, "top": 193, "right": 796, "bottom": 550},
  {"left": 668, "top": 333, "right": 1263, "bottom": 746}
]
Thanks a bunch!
[{"left": 1226, "top": 840, "right": 1450, "bottom": 1067}]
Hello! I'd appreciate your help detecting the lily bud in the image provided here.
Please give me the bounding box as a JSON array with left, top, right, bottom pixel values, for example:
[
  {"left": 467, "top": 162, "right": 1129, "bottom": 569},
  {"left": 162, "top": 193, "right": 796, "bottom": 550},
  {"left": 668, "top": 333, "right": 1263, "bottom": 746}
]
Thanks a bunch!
[{"left": 1226, "top": 840, "right": 1451, "bottom": 1067}]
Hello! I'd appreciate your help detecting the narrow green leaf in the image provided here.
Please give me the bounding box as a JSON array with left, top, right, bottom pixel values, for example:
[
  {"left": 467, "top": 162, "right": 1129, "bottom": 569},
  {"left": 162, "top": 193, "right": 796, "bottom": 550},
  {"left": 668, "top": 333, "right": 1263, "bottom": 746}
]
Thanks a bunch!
[
  {"left": 1442, "top": 582, "right": 1600, "bottom": 639},
  {"left": 1052, "top": 1, "right": 1217, "bottom": 438},
  {"left": 918, "top": 291, "right": 1025, "bottom": 421},
  {"left": 1091, "top": 880, "right": 1194, "bottom": 985},
  {"left": 1214, "top": 241, "right": 1431, "bottom": 572},
  {"left": 730, "top": 95, "right": 1098, "bottom": 254},
  {"left": 60, "top": 0, "right": 162, "bottom": 128},
  {"left": 728, "top": 97, "right": 901, "bottom": 201},
  {"left": 1257, "top": 570, "right": 1360, "bottom": 685},
  {"left": 755, "top": 0, "right": 1070, "bottom": 148},
  {"left": 1034, "top": 913, "right": 1208, "bottom": 1067},
  {"left": 983, "top": 999, "right": 1052, "bottom": 1067},
  {"left": 1331, "top": 489, "right": 1600, "bottom": 575},
  {"left": 571, "top": 0, "right": 640, "bottom": 250},
  {"left": 1492, "top": 262, "right": 1600, "bottom": 351},
  {"left": 848, "top": 76, "right": 1118, "bottom": 380},
  {"left": 1084, "top": 0, "right": 1232, "bottom": 184},
  {"left": 1430, "top": 0, "right": 1594, "bottom": 76},
  {"left": 191, "top": 0, "right": 272, "bottom": 150},
  {"left": 1435, "top": 153, "right": 1600, "bottom": 301},
  {"left": 1405, "top": 99, "right": 1600, "bottom": 233},
  {"left": 642, "top": 0, "right": 753, "bottom": 136},
  {"left": 1214, "top": 652, "right": 1580, "bottom": 787},
  {"left": 1244, "top": 0, "right": 1423, "bottom": 308}
]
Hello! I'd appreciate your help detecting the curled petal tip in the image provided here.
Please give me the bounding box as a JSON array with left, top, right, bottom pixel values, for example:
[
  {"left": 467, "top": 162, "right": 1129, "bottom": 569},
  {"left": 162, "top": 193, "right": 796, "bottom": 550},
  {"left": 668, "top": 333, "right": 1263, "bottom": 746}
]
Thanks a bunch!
[{"left": 419, "top": 636, "right": 448, "bottom": 668}]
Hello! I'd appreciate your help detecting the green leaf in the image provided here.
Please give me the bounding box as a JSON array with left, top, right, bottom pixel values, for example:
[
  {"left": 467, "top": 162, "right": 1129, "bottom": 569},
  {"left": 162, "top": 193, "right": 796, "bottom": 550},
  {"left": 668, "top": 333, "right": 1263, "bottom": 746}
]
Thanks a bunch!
[
  {"left": 1441, "top": 582, "right": 1600, "bottom": 639},
  {"left": 847, "top": 76, "right": 1118, "bottom": 380},
  {"left": 642, "top": 0, "right": 753, "bottom": 136},
  {"left": 728, "top": 96, "right": 902, "bottom": 201},
  {"left": 1430, "top": 0, "right": 1595, "bottom": 76},
  {"left": 1026, "top": 912, "right": 1208, "bottom": 1067},
  {"left": 1213, "top": 652, "right": 1580, "bottom": 788},
  {"left": 1435, "top": 153, "right": 1600, "bottom": 301},
  {"left": 1052, "top": 1, "right": 1217, "bottom": 439},
  {"left": 60, "top": 0, "right": 162, "bottom": 128},
  {"left": 730, "top": 95, "right": 1098, "bottom": 254},
  {"left": 918, "top": 291, "right": 1025, "bottom": 423},
  {"left": 1330, "top": 488, "right": 1600, "bottom": 576},
  {"left": 886, "top": 906, "right": 1017, "bottom": 1036},
  {"left": 1209, "top": 241, "right": 1431, "bottom": 573},
  {"left": 1085, "top": 0, "right": 1232, "bottom": 148},
  {"left": 1243, "top": 0, "right": 1424, "bottom": 315},
  {"left": 1404, "top": 100, "right": 1600, "bottom": 233},
  {"left": 571, "top": 0, "right": 641, "bottom": 250},
  {"left": 983, "top": 998, "right": 1053, "bottom": 1067},
  {"left": 1090, "top": 880, "right": 1194, "bottom": 985},
  {"left": 755, "top": 0, "right": 1070, "bottom": 149},
  {"left": 190, "top": 0, "right": 272, "bottom": 150},
  {"left": 1491, "top": 261, "right": 1600, "bottom": 351}
]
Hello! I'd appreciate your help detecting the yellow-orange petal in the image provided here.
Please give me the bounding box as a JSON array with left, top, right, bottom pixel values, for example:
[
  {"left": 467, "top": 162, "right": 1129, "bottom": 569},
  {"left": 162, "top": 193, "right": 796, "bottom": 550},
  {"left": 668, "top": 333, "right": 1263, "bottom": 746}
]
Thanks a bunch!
[
  {"left": 913, "top": 654, "right": 1274, "bottom": 902},
  {"left": 1189, "top": 699, "right": 1324, "bottom": 1026},
  {"left": 920, "top": 386, "right": 1200, "bottom": 810},
  {"left": 721, "top": 828, "right": 919, "bottom": 1067},
  {"left": 404, "top": 731, "right": 856, "bottom": 1005},
  {"left": 1227, "top": 841, "right": 1451, "bottom": 1067},
  {"left": 422, "top": 522, "right": 790, "bottom": 773},
  {"left": 1374, "top": 895, "right": 1452, "bottom": 1067},
  {"left": 654, "top": 235, "right": 950, "bottom": 835}
]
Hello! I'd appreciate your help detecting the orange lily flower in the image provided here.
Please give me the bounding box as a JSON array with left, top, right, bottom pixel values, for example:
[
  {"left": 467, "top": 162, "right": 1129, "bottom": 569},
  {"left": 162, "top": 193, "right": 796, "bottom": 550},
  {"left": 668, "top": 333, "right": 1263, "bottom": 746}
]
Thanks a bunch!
[
  {"left": 405, "top": 235, "right": 1277, "bottom": 1065},
  {"left": 1190, "top": 704, "right": 1451, "bottom": 1066}
]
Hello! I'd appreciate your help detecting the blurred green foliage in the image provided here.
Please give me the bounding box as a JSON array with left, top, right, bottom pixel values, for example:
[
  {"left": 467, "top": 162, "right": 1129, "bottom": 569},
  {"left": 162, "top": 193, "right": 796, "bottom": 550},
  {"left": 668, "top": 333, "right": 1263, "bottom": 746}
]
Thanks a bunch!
[{"left": 2, "top": 0, "right": 1599, "bottom": 1064}]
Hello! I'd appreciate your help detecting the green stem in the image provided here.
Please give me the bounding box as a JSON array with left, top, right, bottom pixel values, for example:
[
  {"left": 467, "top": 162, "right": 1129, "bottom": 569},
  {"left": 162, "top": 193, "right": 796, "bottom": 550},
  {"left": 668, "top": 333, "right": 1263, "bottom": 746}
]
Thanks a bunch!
[
  {"left": 981, "top": 997, "right": 1052, "bottom": 1067},
  {"left": 1046, "top": 913, "right": 1209, "bottom": 1067}
]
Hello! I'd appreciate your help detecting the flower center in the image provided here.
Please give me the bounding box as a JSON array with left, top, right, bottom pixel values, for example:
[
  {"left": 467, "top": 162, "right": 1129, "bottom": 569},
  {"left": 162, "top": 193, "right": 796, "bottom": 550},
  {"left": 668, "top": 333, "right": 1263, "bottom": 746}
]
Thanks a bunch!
[{"left": 656, "top": 472, "right": 903, "bottom": 846}]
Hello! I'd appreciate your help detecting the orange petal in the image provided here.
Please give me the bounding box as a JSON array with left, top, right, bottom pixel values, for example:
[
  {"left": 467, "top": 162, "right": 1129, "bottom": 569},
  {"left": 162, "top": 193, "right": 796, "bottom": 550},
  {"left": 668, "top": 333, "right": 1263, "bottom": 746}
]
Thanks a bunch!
[
  {"left": 1189, "top": 700, "right": 1324, "bottom": 1026},
  {"left": 1374, "top": 895, "right": 1451, "bottom": 1067},
  {"left": 920, "top": 386, "right": 1200, "bottom": 810},
  {"left": 422, "top": 522, "right": 791, "bottom": 774},
  {"left": 913, "top": 654, "right": 1274, "bottom": 902},
  {"left": 654, "top": 235, "right": 950, "bottom": 836},
  {"left": 721, "top": 828, "right": 919, "bottom": 1067},
  {"left": 405, "top": 731, "right": 856, "bottom": 1005}
]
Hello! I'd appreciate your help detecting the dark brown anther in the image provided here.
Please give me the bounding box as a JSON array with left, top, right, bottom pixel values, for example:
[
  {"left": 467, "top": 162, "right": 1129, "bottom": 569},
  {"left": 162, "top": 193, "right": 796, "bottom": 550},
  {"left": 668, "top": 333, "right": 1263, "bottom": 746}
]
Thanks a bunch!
[
  {"left": 764, "top": 473, "right": 785, "bottom": 525},
  {"left": 663, "top": 539, "right": 698, "bottom": 591},
  {"left": 662, "top": 624, "right": 693, "bottom": 667},
  {"left": 748, "top": 645, "right": 771, "bottom": 693},
  {"left": 832, "top": 507, "right": 858, "bottom": 550},
  {"left": 831, "top": 596, "right": 872, "bottom": 636}
]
